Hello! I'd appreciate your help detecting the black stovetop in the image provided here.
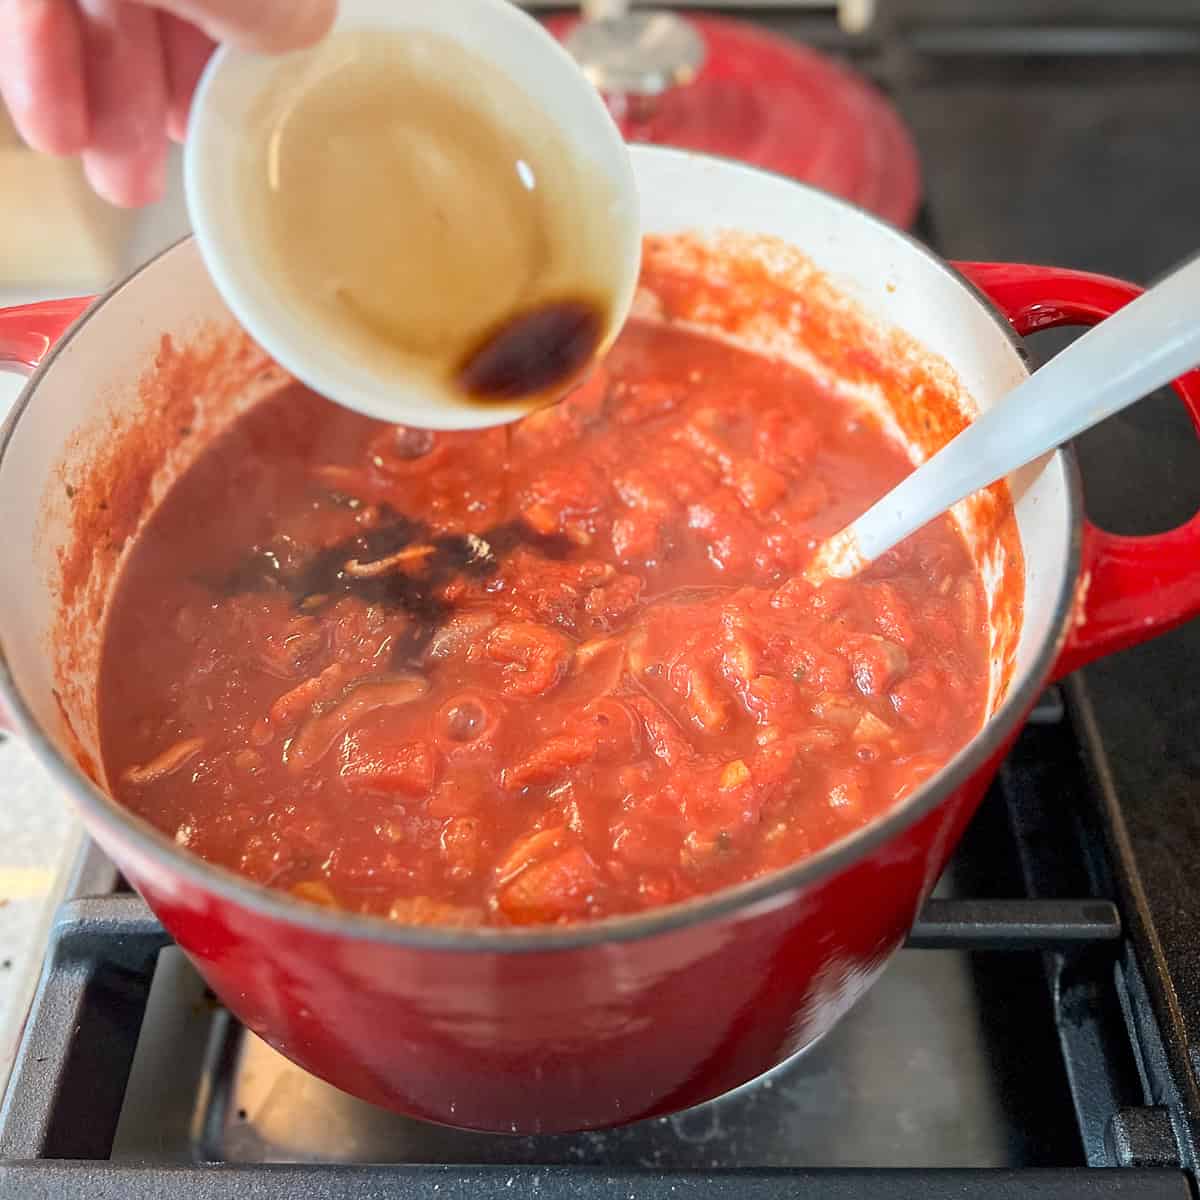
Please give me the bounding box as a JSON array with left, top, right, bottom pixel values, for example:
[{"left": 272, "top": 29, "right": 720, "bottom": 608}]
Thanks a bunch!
[{"left": 3, "top": 7, "right": 1200, "bottom": 1197}]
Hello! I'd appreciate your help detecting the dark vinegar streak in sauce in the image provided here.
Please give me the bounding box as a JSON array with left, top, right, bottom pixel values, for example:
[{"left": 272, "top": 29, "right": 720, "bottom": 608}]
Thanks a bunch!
[{"left": 220, "top": 506, "right": 572, "bottom": 657}]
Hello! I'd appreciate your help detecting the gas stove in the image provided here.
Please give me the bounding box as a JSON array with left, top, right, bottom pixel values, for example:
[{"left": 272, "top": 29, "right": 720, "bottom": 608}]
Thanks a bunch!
[{"left": 4, "top": 4, "right": 1200, "bottom": 1196}]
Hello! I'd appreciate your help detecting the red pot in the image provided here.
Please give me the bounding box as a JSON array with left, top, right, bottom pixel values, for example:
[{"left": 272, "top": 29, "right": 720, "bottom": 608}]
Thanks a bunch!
[{"left": 1, "top": 148, "right": 1198, "bottom": 1133}]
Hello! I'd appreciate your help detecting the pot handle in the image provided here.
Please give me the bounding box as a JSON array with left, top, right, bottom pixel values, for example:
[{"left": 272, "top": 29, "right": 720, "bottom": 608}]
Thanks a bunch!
[
  {"left": 0, "top": 297, "right": 93, "bottom": 732},
  {"left": 0, "top": 297, "right": 94, "bottom": 371},
  {"left": 954, "top": 261, "right": 1200, "bottom": 679}
]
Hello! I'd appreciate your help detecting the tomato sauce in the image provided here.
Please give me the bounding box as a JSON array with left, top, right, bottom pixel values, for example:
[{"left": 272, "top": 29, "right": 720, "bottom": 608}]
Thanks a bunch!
[{"left": 99, "top": 316, "right": 990, "bottom": 927}]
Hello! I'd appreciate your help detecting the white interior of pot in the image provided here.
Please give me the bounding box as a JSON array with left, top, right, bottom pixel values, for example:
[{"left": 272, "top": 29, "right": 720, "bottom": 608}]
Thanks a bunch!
[{"left": 0, "top": 146, "right": 1072, "bottom": 822}]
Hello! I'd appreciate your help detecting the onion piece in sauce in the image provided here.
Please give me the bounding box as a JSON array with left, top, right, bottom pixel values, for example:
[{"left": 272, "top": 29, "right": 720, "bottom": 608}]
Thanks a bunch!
[
  {"left": 287, "top": 673, "right": 430, "bottom": 772},
  {"left": 122, "top": 737, "right": 205, "bottom": 786}
]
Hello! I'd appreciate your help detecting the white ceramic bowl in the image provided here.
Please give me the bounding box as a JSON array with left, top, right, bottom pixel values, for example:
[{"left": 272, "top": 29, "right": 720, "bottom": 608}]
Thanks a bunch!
[{"left": 184, "top": 0, "right": 640, "bottom": 429}]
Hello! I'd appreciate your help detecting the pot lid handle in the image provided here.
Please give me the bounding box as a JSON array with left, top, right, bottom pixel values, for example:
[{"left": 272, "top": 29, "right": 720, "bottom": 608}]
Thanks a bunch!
[{"left": 563, "top": 8, "right": 705, "bottom": 101}]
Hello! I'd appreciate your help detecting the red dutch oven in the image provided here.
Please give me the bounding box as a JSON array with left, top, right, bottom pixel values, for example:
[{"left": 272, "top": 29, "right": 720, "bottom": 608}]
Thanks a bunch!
[{"left": 1, "top": 147, "right": 1199, "bottom": 1134}]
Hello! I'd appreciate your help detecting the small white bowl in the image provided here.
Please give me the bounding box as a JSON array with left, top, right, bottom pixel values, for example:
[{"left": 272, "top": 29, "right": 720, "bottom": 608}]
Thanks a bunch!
[{"left": 184, "top": 0, "right": 640, "bottom": 430}]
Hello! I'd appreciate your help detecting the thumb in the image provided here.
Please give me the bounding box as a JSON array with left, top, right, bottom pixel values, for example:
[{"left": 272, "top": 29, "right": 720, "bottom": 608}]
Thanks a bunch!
[{"left": 135, "top": 0, "right": 337, "bottom": 53}]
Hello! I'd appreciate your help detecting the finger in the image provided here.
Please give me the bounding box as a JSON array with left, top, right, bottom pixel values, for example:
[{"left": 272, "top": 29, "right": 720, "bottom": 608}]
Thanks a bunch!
[
  {"left": 76, "top": 0, "right": 169, "bottom": 207},
  {"left": 159, "top": 13, "right": 214, "bottom": 142},
  {"left": 0, "top": 0, "right": 89, "bottom": 155},
  {"left": 132, "top": 0, "right": 336, "bottom": 53}
]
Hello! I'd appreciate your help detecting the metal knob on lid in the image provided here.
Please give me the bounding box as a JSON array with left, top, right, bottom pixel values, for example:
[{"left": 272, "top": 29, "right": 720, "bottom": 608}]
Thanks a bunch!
[{"left": 563, "top": 9, "right": 706, "bottom": 100}]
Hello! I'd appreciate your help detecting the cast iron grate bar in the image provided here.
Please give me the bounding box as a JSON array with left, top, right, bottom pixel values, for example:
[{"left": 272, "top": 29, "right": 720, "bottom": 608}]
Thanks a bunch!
[
  {"left": 910, "top": 898, "right": 1121, "bottom": 951},
  {"left": 0, "top": 896, "right": 169, "bottom": 1162},
  {"left": 40, "top": 893, "right": 1120, "bottom": 954},
  {"left": 0, "top": 1163, "right": 1191, "bottom": 1200}
]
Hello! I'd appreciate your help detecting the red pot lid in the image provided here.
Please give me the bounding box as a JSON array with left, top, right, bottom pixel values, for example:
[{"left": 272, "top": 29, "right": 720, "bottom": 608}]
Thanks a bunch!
[{"left": 545, "top": 14, "right": 922, "bottom": 230}]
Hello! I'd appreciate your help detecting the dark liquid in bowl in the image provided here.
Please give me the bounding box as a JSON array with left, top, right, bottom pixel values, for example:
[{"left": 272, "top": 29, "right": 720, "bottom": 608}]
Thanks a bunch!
[
  {"left": 457, "top": 299, "right": 606, "bottom": 401},
  {"left": 99, "top": 317, "right": 989, "bottom": 928}
]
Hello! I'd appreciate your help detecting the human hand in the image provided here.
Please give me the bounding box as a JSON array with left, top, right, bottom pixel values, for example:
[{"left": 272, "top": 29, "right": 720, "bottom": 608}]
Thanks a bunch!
[{"left": 1, "top": 0, "right": 337, "bottom": 207}]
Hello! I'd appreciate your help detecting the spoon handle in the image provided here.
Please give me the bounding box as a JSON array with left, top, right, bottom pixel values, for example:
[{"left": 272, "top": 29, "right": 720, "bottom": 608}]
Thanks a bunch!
[{"left": 845, "top": 252, "right": 1200, "bottom": 566}]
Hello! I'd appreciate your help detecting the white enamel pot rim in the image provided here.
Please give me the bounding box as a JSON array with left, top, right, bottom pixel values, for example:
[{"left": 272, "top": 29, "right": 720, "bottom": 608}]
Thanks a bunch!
[{"left": 0, "top": 145, "right": 1079, "bottom": 953}]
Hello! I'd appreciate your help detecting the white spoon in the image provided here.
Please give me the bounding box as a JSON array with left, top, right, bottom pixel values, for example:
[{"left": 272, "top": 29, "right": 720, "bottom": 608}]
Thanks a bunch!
[
  {"left": 184, "top": 0, "right": 640, "bottom": 431},
  {"left": 806, "top": 253, "right": 1200, "bottom": 583}
]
